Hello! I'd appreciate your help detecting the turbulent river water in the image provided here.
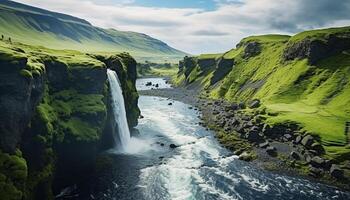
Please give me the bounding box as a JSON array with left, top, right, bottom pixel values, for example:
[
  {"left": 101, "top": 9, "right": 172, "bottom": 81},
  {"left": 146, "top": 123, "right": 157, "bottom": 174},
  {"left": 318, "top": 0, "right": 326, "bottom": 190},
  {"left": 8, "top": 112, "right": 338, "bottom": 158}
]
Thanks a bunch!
[{"left": 90, "top": 78, "right": 350, "bottom": 200}]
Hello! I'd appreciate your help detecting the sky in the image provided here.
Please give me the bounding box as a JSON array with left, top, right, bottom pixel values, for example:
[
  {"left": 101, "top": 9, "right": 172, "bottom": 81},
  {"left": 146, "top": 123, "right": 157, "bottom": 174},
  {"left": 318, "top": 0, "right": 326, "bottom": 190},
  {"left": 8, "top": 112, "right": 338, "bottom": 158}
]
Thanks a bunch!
[{"left": 15, "top": 0, "right": 350, "bottom": 54}]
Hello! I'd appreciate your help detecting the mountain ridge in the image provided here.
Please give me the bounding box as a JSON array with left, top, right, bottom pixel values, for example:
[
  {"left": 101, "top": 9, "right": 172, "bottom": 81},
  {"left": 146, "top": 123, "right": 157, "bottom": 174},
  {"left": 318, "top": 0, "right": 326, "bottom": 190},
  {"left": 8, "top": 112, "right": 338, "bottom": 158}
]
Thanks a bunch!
[{"left": 0, "top": 0, "right": 187, "bottom": 62}]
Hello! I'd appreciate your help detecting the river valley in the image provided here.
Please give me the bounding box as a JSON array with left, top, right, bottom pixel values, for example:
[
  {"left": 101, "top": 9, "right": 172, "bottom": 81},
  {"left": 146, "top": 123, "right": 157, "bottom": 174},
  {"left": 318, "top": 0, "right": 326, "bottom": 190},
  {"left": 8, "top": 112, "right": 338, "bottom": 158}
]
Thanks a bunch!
[{"left": 80, "top": 78, "right": 350, "bottom": 200}]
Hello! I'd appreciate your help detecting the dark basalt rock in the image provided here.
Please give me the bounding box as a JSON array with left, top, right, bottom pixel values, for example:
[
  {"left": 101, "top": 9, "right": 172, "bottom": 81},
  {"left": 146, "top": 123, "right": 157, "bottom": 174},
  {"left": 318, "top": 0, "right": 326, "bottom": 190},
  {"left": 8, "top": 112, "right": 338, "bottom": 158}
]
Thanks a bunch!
[
  {"left": 310, "top": 156, "right": 325, "bottom": 168},
  {"left": 290, "top": 151, "right": 301, "bottom": 160},
  {"left": 330, "top": 164, "right": 344, "bottom": 179},
  {"left": 181, "top": 56, "right": 197, "bottom": 77},
  {"left": 197, "top": 58, "right": 216, "bottom": 73},
  {"left": 169, "top": 144, "right": 178, "bottom": 149},
  {"left": 283, "top": 35, "right": 350, "bottom": 65},
  {"left": 309, "top": 166, "right": 322, "bottom": 177},
  {"left": 259, "top": 141, "right": 269, "bottom": 148},
  {"left": 0, "top": 57, "right": 44, "bottom": 153},
  {"left": 243, "top": 42, "right": 261, "bottom": 59},
  {"left": 294, "top": 135, "right": 302, "bottom": 144},
  {"left": 145, "top": 82, "right": 152, "bottom": 86},
  {"left": 210, "top": 58, "right": 234, "bottom": 85},
  {"left": 301, "top": 135, "right": 314, "bottom": 148},
  {"left": 249, "top": 99, "right": 260, "bottom": 108},
  {"left": 310, "top": 142, "right": 324, "bottom": 155},
  {"left": 266, "top": 146, "right": 277, "bottom": 156}
]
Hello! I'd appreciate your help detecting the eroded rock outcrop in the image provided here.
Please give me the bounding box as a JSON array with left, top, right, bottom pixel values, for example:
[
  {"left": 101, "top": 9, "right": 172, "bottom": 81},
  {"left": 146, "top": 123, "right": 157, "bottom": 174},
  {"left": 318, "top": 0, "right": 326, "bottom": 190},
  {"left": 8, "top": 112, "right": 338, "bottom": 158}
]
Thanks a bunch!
[
  {"left": 210, "top": 58, "right": 234, "bottom": 85},
  {"left": 0, "top": 44, "right": 139, "bottom": 199},
  {"left": 283, "top": 34, "right": 350, "bottom": 64}
]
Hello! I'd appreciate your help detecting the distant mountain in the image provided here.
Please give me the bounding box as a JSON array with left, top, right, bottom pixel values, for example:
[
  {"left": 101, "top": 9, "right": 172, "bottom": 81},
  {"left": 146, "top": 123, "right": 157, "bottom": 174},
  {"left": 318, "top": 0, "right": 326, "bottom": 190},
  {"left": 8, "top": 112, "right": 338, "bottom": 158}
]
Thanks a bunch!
[{"left": 0, "top": 0, "right": 187, "bottom": 62}]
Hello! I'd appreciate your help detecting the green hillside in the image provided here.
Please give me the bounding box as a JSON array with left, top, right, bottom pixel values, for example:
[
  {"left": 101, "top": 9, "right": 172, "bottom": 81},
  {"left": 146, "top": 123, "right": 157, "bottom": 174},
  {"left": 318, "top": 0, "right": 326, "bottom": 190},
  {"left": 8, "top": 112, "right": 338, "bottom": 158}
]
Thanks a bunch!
[
  {"left": 175, "top": 26, "right": 350, "bottom": 161},
  {"left": 0, "top": 0, "right": 187, "bottom": 62}
]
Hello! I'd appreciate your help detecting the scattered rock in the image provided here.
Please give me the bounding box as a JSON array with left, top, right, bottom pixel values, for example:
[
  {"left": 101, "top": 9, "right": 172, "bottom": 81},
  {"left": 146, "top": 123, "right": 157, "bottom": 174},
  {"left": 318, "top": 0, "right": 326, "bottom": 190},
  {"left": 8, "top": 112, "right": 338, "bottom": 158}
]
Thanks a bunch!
[
  {"left": 246, "top": 131, "right": 263, "bottom": 143},
  {"left": 283, "top": 134, "right": 293, "bottom": 141},
  {"left": 249, "top": 99, "right": 260, "bottom": 108},
  {"left": 310, "top": 156, "right": 325, "bottom": 168},
  {"left": 311, "top": 142, "right": 324, "bottom": 154},
  {"left": 309, "top": 166, "right": 322, "bottom": 177},
  {"left": 169, "top": 144, "right": 178, "bottom": 149},
  {"left": 305, "top": 153, "right": 312, "bottom": 163},
  {"left": 330, "top": 164, "right": 344, "bottom": 179},
  {"left": 301, "top": 135, "right": 314, "bottom": 147},
  {"left": 145, "top": 82, "right": 152, "bottom": 86},
  {"left": 259, "top": 141, "right": 269, "bottom": 148},
  {"left": 239, "top": 151, "right": 253, "bottom": 161},
  {"left": 294, "top": 135, "right": 302, "bottom": 144},
  {"left": 290, "top": 151, "right": 301, "bottom": 160},
  {"left": 243, "top": 42, "right": 261, "bottom": 58},
  {"left": 266, "top": 146, "right": 277, "bottom": 156}
]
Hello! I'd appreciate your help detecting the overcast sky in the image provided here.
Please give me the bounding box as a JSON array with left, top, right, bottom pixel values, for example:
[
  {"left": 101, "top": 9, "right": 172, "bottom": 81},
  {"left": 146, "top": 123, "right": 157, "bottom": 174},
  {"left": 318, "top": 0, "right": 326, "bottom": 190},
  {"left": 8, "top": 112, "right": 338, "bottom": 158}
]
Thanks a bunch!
[{"left": 16, "top": 0, "right": 350, "bottom": 54}]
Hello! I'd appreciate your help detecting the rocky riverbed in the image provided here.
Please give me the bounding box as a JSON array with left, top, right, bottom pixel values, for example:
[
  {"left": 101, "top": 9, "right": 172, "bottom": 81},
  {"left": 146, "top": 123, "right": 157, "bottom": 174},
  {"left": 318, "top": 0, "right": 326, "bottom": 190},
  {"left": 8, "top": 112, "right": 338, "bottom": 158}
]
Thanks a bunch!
[{"left": 139, "top": 82, "right": 350, "bottom": 192}]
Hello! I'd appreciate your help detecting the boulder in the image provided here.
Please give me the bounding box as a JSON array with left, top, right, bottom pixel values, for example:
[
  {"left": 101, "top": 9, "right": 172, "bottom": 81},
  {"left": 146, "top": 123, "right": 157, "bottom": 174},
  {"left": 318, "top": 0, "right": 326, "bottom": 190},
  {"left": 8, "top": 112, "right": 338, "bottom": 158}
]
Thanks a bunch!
[
  {"left": 169, "top": 144, "right": 178, "bottom": 149},
  {"left": 290, "top": 151, "right": 301, "bottom": 160},
  {"left": 155, "top": 83, "right": 159, "bottom": 88},
  {"left": 239, "top": 151, "right": 253, "bottom": 161},
  {"left": 246, "top": 131, "right": 263, "bottom": 142},
  {"left": 259, "top": 141, "right": 269, "bottom": 148},
  {"left": 301, "top": 135, "right": 314, "bottom": 147},
  {"left": 266, "top": 146, "right": 277, "bottom": 156},
  {"left": 283, "top": 134, "right": 293, "bottom": 141},
  {"left": 249, "top": 99, "right": 261, "bottom": 108},
  {"left": 294, "top": 135, "right": 302, "bottom": 144},
  {"left": 330, "top": 164, "right": 344, "bottom": 179},
  {"left": 251, "top": 126, "right": 260, "bottom": 132},
  {"left": 168, "top": 102, "right": 173, "bottom": 106},
  {"left": 309, "top": 166, "right": 322, "bottom": 177},
  {"left": 145, "top": 82, "right": 152, "bottom": 86},
  {"left": 310, "top": 156, "right": 325, "bottom": 168},
  {"left": 305, "top": 153, "right": 312, "bottom": 163},
  {"left": 231, "top": 103, "right": 239, "bottom": 111},
  {"left": 311, "top": 142, "right": 324, "bottom": 154}
]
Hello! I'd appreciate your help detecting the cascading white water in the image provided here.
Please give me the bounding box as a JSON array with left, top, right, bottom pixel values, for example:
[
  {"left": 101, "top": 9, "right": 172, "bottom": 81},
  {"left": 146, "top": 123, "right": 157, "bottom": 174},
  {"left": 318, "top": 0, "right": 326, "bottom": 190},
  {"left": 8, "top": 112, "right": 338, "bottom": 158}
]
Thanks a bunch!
[{"left": 107, "top": 69, "right": 131, "bottom": 151}]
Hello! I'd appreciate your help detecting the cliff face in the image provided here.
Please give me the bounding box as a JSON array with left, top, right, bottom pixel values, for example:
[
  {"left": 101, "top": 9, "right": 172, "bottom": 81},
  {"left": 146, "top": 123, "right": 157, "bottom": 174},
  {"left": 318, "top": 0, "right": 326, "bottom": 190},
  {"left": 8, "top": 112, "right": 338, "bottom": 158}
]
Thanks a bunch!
[{"left": 0, "top": 41, "right": 139, "bottom": 199}]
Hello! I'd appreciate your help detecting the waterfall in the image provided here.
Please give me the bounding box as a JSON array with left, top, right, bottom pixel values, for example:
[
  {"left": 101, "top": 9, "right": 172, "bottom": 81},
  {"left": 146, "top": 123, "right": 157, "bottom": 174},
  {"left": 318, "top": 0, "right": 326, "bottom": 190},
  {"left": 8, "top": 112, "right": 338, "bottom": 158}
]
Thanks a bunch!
[{"left": 107, "top": 69, "right": 131, "bottom": 151}]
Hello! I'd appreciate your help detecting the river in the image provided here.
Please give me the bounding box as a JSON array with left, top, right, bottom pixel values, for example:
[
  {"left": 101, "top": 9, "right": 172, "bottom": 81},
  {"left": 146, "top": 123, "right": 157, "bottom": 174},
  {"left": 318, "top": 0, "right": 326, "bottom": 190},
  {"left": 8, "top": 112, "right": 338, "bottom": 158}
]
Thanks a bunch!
[{"left": 88, "top": 78, "right": 350, "bottom": 200}]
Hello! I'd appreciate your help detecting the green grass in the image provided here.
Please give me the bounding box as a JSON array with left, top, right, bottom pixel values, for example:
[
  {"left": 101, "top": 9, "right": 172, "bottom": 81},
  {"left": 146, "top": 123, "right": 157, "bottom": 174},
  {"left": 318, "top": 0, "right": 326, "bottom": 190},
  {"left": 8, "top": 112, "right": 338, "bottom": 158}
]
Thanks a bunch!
[
  {"left": 0, "top": 1, "right": 187, "bottom": 62},
  {"left": 289, "top": 26, "right": 350, "bottom": 43},
  {"left": 177, "top": 26, "right": 350, "bottom": 161},
  {"left": 240, "top": 34, "right": 291, "bottom": 44},
  {"left": 197, "top": 53, "right": 223, "bottom": 60},
  {"left": 138, "top": 64, "right": 178, "bottom": 77}
]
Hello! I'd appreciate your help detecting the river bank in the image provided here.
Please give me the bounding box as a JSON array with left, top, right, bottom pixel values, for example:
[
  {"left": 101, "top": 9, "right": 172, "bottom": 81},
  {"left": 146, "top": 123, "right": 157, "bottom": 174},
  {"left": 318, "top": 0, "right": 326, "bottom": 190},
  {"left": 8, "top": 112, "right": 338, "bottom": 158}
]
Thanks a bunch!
[{"left": 139, "top": 79, "right": 350, "bottom": 192}]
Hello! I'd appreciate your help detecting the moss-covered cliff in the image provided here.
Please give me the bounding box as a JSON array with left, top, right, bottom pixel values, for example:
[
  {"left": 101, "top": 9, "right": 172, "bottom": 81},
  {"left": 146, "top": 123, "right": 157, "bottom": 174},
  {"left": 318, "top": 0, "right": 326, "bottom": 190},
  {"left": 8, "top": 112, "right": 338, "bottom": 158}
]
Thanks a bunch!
[
  {"left": 0, "top": 41, "right": 139, "bottom": 199},
  {"left": 175, "top": 26, "right": 350, "bottom": 184}
]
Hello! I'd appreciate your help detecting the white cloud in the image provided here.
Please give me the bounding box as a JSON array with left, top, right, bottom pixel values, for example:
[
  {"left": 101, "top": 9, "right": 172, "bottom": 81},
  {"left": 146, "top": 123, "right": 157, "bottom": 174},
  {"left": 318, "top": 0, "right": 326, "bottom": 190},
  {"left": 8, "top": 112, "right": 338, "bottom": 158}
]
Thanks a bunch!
[{"left": 15, "top": 0, "right": 350, "bottom": 54}]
